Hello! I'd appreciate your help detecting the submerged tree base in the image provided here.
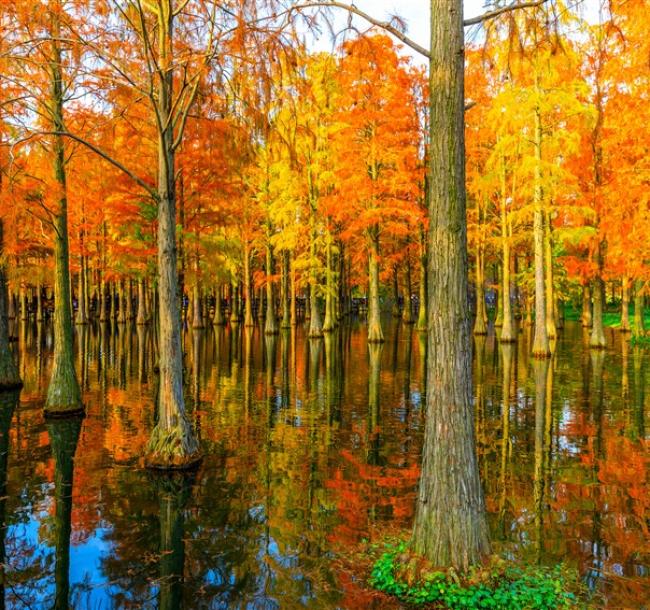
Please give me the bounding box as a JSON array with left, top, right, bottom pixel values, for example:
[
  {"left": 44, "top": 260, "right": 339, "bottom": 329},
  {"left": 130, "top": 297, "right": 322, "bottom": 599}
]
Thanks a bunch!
[
  {"left": 145, "top": 421, "right": 202, "bottom": 470},
  {"left": 369, "top": 543, "right": 589, "bottom": 610}
]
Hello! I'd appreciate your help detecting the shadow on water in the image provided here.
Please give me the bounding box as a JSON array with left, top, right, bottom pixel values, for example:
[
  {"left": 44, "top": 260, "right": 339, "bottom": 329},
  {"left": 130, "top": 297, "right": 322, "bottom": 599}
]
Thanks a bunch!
[{"left": 1, "top": 318, "right": 649, "bottom": 608}]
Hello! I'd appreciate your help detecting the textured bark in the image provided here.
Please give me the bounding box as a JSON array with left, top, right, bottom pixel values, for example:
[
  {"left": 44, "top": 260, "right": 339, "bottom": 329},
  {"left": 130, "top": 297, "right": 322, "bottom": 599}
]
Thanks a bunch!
[
  {"left": 367, "top": 228, "right": 384, "bottom": 343},
  {"left": 144, "top": 7, "right": 200, "bottom": 470},
  {"left": 0, "top": 222, "right": 21, "bottom": 390},
  {"left": 494, "top": 265, "right": 503, "bottom": 328},
  {"left": 411, "top": 0, "right": 490, "bottom": 571},
  {"left": 47, "top": 416, "right": 81, "bottom": 610},
  {"left": 620, "top": 276, "right": 631, "bottom": 332},
  {"left": 45, "top": 12, "right": 83, "bottom": 415}
]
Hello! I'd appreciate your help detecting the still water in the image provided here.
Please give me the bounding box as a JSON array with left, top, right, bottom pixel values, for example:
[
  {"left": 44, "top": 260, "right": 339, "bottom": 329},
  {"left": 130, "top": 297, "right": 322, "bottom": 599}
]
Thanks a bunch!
[{"left": 1, "top": 319, "right": 649, "bottom": 608}]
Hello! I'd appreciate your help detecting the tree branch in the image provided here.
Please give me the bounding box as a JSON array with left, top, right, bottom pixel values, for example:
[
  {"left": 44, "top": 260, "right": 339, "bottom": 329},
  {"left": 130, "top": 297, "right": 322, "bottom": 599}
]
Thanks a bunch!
[
  {"left": 463, "top": 0, "right": 548, "bottom": 26},
  {"left": 40, "top": 131, "right": 157, "bottom": 199},
  {"left": 287, "top": 2, "right": 431, "bottom": 58}
]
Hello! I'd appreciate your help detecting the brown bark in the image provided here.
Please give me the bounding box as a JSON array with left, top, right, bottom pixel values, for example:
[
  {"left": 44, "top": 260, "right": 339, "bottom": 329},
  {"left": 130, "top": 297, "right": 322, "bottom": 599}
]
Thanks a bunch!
[{"left": 411, "top": 0, "right": 490, "bottom": 571}]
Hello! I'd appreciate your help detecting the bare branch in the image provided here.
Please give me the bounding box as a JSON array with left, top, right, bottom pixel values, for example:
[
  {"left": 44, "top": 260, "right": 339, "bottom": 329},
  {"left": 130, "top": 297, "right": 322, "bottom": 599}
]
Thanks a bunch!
[
  {"left": 463, "top": 0, "right": 548, "bottom": 26},
  {"left": 287, "top": 2, "right": 431, "bottom": 58}
]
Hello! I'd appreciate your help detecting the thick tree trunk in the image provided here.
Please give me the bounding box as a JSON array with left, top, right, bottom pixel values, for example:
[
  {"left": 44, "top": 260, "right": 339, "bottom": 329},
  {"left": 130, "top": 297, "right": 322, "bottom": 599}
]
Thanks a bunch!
[
  {"left": 0, "top": 221, "right": 21, "bottom": 389},
  {"left": 45, "top": 21, "right": 83, "bottom": 415},
  {"left": 145, "top": 14, "right": 200, "bottom": 469},
  {"left": 621, "top": 276, "right": 631, "bottom": 332},
  {"left": 367, "top": 228, "right": 384, "bottom": 343},
  {"left": 411, "top": 0, "right": 490, "bottom": 571}
]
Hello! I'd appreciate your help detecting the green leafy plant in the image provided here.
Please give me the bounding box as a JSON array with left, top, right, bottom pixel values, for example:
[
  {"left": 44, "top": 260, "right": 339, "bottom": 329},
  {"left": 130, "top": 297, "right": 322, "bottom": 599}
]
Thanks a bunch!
[{"left": 369, "top": 543, "right": 589, "bottom": 609}]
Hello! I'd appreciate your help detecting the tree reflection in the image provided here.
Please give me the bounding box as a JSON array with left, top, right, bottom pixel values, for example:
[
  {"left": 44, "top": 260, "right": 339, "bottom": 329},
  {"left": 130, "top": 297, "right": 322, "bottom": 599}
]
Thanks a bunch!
[
  {"left": 46, "top": 415, "right": 82, "bottom": 610},
  {"left": 151, "top": 472, "right": 194, "bottom": 610},
  {"left": 0, "top": 391, "right": 18, "bottom": 610}
]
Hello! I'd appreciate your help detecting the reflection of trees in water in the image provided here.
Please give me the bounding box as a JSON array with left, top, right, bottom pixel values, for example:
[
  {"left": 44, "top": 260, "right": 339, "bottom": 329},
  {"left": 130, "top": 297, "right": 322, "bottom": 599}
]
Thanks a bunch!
[
  {"left": 0, "top": 391, "right": 18, "bottom": 610},
  {"left": 47, "top": 415, "right": 82, "bottom": 610},
  {"left": 5, "top": 321, "right": 650, "bottom": 607}
]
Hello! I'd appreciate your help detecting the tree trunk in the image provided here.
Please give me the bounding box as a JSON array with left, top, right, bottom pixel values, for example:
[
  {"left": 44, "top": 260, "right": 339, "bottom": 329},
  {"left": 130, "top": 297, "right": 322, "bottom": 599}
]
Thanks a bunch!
[
  {"left": 137, "top": 278, "right": 147, "bottom": 325},
  {"left": 75, "top": 256, "right": 88, "bottom": 325},
  {"left": 323, "top": 236, "right": 336, "bottom": 332},
  {"left": 229, "top": 280, "right": 239, "bottom": 325},
  {"left": 212, "top": 285, "right": 224, "bottom": 326},
  {"left": 417, "top": 234, "right": 427, "bottom": 332},
  {"left": 494, "top": 265, "right": 503, "bottom": 328},
  {"left": 633, "top": 281, "right": 645, "bottom": 340},
  {"left": 45, "top": 15, "right": 83, "bottom": 415},
  {"left": 402, "top": 257, "right": 413, "bottom": 324},
  {"left": 192, "top": 283, "right": 204, "bottom": 329},
  {"left": 411, "top": 0, "right": 490, "bottom": 571},
  {"left": 473, "top": 246, "right": 487, "bottom": 336},
  {"left": 531, "top": 96, "right": 550, "bottom": 357},
  {"left": 544, "top": 210, "right": 556, "bottom": 340},
  {"left": 145, "top": 11, "right": 200, "bottom": 469},
  {"left": 36, "top": 283, "right": 44, "bottom": 322},
  {"left": 264, "top": 244, "right": 278, "bottom": 335},
  {"left": 243, "top": 242, "right": 254, "bottom": 327},
  {"left": 281, "top": 250, "right": 291, "bottom": 329},
  {"left": 621, "top": 276, "right": 631, "bottom": 332},
  {"left": 590, "top": 276, "right": 607, "bottom": 349},
  {"left": 367, "top": 227, "right": 384, "bottom": 343},
  {"left": 581, "top": 284, "right": 592, "bottom": 327},
  {"left": 0, "top": 221, "right": 21, "bottom": 389},
  {"left": 391, "top": 267, "right": 400, "bottom": 317},
  {"left": 290, "top": 252, "right": 297, "bottom": 326}
]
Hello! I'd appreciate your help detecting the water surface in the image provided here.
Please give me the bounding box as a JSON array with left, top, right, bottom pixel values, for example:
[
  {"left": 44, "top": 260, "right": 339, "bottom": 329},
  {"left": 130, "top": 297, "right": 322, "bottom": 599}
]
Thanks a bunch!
[{"left": 2, "top": 319, "right": 649, "bottom": 608}]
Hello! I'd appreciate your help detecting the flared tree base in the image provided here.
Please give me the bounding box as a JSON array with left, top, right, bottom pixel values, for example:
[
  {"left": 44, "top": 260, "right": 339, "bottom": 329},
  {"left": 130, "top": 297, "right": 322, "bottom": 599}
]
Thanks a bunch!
[
  {"left": 45, "top": 364, "right": 83, "bottom": 417},
  {"left": 0, "top": 356, "right": 22, "bottom": 391},
  {"left": 145, "top": 421, "right": 202, "bottom": 470}
]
